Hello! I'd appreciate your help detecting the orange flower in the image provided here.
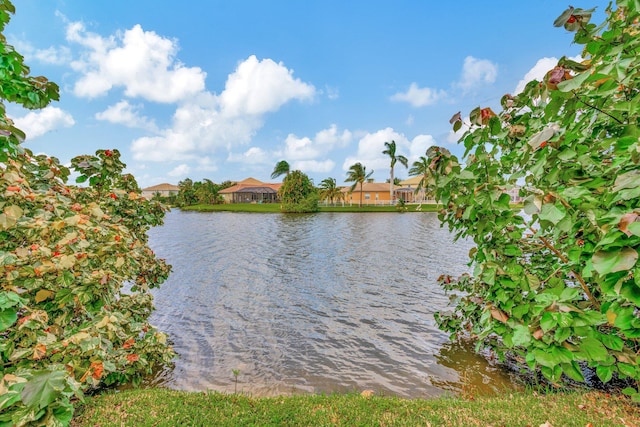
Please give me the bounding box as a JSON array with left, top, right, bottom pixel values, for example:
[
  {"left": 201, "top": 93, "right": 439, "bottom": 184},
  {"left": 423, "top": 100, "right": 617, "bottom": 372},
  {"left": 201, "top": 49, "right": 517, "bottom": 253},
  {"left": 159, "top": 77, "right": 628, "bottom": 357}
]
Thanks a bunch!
[
  {"left": 122, "top": 338, "right": 135, "bottom": 349},
  {"left": 90, "top": 361, "right": 104, "bottom": 379},
  {"left": 126, "top": 354, "right": 139, "bottom": 362}
]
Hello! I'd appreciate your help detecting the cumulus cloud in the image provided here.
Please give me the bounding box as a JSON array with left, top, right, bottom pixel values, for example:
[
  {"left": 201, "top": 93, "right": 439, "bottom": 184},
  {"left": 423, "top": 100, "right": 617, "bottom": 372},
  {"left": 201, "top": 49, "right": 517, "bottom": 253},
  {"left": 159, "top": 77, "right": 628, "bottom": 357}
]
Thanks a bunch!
[
  {"left": 67, "top": 22, "right": 206, "bottom": 102},
  {"left": 14, "top": 107, "right": 75, "bottom": 140},
  {"left": 11, "top": 39, "right": 72, "bottom": 65},
  {"left": 131, "top": 56, "right": 315, "bottom": 162},
  {"left": 220, "top": 55, "right": 315, "bottom": 116},
  {"left": 292, "top": 159, "right": 335, "bottom": 174},
  {"left": 95, "top": 100, "right": 158, "bottom": 131},
  {"left": 227, "top": 147, "right": 270, "bottom": 165},
  {"left": 513, "top": 57, "right": 560, "bottom": 94},
  {"left": 282, "top": 125, "right": 352, "bottom": 171},
  {"left": 168, "top": 163, "right": 191, "bottom": 177},
  {"left": 341, "top": 128, "right": 436, "bottom": 178},
  {"left": 457, "top": 56, "right": 498, "bottom": 92},
  {"left": 390, "top": 83, "right": 447, "bottom": 107}
]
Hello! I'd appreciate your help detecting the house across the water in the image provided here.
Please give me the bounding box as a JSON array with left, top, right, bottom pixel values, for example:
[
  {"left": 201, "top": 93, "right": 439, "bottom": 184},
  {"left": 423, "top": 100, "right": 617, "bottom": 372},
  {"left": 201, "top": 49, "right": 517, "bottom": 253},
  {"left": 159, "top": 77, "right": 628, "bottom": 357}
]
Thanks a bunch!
[
  {"left": 219, "top": 177, "right": 282, "bottom": 203},
  {"left": 141, "top": 183, "right": 180, "bottom": 199}
]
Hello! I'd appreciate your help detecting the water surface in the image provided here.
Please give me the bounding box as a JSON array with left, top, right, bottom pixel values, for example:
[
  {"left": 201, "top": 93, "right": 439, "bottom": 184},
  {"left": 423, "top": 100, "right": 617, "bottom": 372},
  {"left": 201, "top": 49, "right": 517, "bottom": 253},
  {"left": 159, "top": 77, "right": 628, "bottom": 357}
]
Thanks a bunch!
[{"left": 147, "top": 210, "right": 520, "bottom": 398}]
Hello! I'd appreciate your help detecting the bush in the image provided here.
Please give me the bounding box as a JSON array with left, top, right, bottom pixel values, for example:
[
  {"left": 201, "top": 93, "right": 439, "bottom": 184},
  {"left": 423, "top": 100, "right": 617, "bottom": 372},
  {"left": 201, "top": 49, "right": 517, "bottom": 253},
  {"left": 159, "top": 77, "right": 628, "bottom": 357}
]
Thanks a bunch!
[
  {"left": 0, "top": 2, "right": 174, "bottom": 425},
  {"left": 278, "top": 170, "right": 319, "bottom": 213},
  {"left": 434, "top": 2, "right": 640, "bottom": 399}
]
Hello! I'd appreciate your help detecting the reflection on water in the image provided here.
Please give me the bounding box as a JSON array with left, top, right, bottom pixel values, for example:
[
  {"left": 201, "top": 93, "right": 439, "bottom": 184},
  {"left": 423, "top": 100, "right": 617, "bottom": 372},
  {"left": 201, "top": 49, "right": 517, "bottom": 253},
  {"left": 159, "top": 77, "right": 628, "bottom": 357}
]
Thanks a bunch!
[{"left": 146, "top": 210, "right": 521, "bottom": 398}]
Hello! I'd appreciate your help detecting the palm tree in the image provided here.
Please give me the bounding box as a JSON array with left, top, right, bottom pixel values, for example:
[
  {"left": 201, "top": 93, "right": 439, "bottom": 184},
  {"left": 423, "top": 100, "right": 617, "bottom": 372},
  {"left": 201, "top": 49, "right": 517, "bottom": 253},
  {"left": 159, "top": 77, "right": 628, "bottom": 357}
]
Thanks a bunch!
[
  {"left": 271, "top": 160, "right": 290, "bottom": 180},
  {"left": 318, "top": 177, "right": 344, "bottom": 206},
  {"left": 409, "top": 155, "right": 435, "bottom": 203},
  {"left": 382, "top": 140, "right": 408, "bottom": 203},
  {"left": 345, "top": 162, "right": 373, "bottom": 208}
]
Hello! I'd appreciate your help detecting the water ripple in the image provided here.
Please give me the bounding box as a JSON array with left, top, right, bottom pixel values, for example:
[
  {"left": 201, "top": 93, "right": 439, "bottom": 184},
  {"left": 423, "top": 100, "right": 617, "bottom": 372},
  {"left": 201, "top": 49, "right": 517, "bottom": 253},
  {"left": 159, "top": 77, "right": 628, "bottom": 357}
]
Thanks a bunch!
[{"left": 146, "top": 210, "right": 520, "bottom": 397}]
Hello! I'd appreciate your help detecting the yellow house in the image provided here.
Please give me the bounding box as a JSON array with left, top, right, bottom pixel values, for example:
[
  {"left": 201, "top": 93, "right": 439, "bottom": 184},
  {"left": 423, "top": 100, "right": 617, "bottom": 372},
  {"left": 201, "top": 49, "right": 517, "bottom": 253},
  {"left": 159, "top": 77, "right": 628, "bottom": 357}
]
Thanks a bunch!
[{"left": 340, "top": 182, "right": 401, "bottom": 206}]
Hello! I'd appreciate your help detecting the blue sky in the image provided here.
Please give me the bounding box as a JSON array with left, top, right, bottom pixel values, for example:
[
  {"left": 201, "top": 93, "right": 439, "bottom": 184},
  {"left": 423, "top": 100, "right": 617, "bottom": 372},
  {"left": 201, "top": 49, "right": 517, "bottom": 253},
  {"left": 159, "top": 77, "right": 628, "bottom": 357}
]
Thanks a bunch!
[{"left": 6, "top": 1, "right": 606, "bottom": 188}]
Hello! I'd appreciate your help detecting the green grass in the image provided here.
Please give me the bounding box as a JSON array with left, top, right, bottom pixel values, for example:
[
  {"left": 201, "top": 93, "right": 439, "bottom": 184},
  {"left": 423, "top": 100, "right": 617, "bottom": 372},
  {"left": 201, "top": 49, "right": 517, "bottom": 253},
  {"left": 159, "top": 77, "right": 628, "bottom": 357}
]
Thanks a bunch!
[
  {"left": 181, "top": 203, "right": 442, "bottom": 213},
  {"left": 71, "top": 388, "right": 640, "bottom": 426}
]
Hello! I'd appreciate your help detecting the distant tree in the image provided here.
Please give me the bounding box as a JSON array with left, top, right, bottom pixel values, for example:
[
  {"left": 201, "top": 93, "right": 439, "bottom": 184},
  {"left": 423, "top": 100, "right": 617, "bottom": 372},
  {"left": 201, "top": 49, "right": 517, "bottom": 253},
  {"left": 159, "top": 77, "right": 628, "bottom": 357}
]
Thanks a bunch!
[
  {"left": 385, "top": 177, "right": 402, "bottom": 186},
  {"left": 278, "top": 170, "right": 318, "bottom": 213},
  {"left": 194, "top": 178, "right": 219, "bottom": 204},
  {"left": 382, "top": 140, "right": 408, "bottom": 203},
  {"left": 318, "top": 177, "right": 344, "bottom": 206},
  {"left": 409, "top": 155, "right": 436, "bottom": 203},
  {"left": 271, "top": 160, "right": 290, "bottom": 179},
  {"left": 176, "top": 178, "right": 197, "bottom": 206},
  {"left": 345, "top": 162, "right": 373, "bottom": 208}
]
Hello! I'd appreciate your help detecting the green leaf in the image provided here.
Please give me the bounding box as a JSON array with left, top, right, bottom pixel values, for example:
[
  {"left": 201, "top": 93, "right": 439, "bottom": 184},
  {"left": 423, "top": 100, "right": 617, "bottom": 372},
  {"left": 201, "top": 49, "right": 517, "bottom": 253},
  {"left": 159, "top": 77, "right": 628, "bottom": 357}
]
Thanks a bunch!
[
  {"left": 578, "top": 337, "right": 609, "bottom": 361},
  {"left": 557, "top": 70, "right": 591, "bottom": 92},
  {"left": 0, "top": 308, "right": 17, "bottom": 331},
  {"left": 596, "top": 364, "right": 614, "bottom": 383},
  {"left": 592, "top": 247, "right": 638, "bottom": 275},
  {"left": 539, "top": 203, "right": 566, "bottom": 225},
  {"left": 21, "top": 369, "right": 67, "bottom": 410},
  {"left": 618, "top": 363, "right": 638, "bottom": 379},
  {"left": 512, "top": 324, "right": 531, "bottom": 346},
  {"left": 562, "top": 361, "right": 585, "bottom": 382}
]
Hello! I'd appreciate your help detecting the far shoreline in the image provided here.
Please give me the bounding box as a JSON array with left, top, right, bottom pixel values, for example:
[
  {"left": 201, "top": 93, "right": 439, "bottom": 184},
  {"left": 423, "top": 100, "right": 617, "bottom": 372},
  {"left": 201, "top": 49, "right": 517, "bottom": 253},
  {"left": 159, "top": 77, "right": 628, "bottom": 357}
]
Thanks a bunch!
[{"left": 179, "top": 203, "right": 443, "bottom": 213}]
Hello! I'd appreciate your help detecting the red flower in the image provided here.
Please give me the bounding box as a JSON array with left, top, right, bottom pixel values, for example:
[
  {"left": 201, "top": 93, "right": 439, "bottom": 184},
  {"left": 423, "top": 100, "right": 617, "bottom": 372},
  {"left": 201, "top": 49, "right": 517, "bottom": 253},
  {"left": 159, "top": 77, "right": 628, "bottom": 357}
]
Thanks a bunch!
[
  {"left": 567, "top": 15, "right": 576, "bottom": 23},
  {"left": 126, "top": 354, "right": 139, "bottom": 362},
  {"left": 109, "top": 193, "right": 117, "bottom": 199},
  {"left": 105, "top": 150, "right": 113, "bottom": 157}
]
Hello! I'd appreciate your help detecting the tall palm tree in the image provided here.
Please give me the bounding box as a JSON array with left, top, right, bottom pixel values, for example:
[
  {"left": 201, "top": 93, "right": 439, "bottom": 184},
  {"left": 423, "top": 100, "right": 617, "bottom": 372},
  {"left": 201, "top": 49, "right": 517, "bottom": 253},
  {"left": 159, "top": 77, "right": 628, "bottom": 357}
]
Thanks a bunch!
[
  {"left": 409, "top": 155, "right": 435, "bottom": 203},
  {"left": 318, "top": 177, "right": 344, "bottom": 206},
  {"left": 271, "top": 160, "right": 290, "bottom": 179},
  {"left": 345, "top": 162, "right": 373, "bottom": 208},
  {"left": 382, "top": 140, "right": 408, "bottom": 203}
]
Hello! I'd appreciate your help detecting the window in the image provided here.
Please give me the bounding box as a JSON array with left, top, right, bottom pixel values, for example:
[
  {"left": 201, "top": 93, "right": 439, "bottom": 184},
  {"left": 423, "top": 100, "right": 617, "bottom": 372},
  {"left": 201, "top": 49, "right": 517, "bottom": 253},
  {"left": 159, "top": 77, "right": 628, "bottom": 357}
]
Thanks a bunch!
[{"left": 365, "top": 193, "right": 370, "bottom": 200}]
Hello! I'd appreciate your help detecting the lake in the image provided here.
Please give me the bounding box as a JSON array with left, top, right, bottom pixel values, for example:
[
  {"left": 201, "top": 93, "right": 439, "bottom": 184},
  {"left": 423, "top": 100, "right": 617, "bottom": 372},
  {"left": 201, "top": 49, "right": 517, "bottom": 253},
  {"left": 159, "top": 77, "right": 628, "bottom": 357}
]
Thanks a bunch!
[{"left": 146, "top": 209, "right": 521, "bottom": 398}]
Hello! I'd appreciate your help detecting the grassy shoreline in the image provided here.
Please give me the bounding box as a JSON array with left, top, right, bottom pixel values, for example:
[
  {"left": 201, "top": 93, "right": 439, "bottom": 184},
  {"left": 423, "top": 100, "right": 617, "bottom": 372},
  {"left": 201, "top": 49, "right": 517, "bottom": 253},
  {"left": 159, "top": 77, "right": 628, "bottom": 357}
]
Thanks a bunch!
[
  {"left": 72, "top": 388, "right": 639, "bottom": 426},
  {"left": 180, "top": 203, "right": 442, "bottom": 213}
]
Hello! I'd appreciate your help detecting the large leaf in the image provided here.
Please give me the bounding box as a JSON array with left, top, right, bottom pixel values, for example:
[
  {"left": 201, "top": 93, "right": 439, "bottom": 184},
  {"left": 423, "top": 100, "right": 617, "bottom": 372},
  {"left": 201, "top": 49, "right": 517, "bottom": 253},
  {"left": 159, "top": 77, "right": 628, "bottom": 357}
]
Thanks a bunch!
[
  {"left": 0, "top": 308, "right": 17, "bottom": 332},
  {"left": 577, "top": 337, "right": 609, "bottom": 362},
  {"left": 592, "top": 247, "right": 638, "bottom": 275},
  {"left": 20, "top": 369, "right": 67, "bottom": 410}
]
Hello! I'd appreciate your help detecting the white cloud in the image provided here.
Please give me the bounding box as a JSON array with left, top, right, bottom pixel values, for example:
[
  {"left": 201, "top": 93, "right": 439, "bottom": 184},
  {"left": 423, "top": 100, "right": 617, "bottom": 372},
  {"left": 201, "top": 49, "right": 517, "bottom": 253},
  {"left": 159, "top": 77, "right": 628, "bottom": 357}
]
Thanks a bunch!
[
  {"left": 11, "top": 39, "right": 72, "bottom": 65},
  {"left": 324, "top": 85, "right": 339, "bottom": 100},
  {"left": 314, "top": 124, "right": 352, "bottom": 148},
  {"left": 513, "top": 57, "right": 561, "bottom": 94},
  {"left": 168, "top": 163, "right": 190, "bottom": 177},
  {"left": 220, "top": 55, "right": 315, "bottom": 116},
  {"left": 285, "top": 134, "right": 316, "bottom": 160},
  {"left": 130, "top": 56, "right": 315, "bottom": 162},
  {"left": 14, "top": 107, "right": 75, "bottom": 140},
  {"left": 390, "top": 83, "right": 447, "bottom": 107},
  {"left": 95, "top": 100, "right": 158, "bottom": 131},
  {"left": 67, "top": 22, "right": 206, "bottom": 102},
  {"left": 227, "top": 147, "right": 270, "bottom": 165},
  {"left": 281, "top": 125, "right": 352, "bottom": 170},
  {"left": 342, "top": 128, "right": 437, "bottom": 178},
  {"left": 293, "top": 159, "right": 335, "bottom": 174},
  {"left": 457, "top": 56, "right": 498, "bottom": 92}
]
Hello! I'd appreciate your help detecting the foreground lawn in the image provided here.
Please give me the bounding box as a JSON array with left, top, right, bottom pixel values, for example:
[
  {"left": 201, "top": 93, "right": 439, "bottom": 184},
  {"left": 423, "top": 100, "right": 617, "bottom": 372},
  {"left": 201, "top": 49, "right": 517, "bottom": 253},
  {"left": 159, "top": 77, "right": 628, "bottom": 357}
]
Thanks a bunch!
[
  {"left": 72, "top": 388, "right": 639, "bottom": 426},
  {"left": 181, "top": 203, "right": 441, "bottom": 213}
]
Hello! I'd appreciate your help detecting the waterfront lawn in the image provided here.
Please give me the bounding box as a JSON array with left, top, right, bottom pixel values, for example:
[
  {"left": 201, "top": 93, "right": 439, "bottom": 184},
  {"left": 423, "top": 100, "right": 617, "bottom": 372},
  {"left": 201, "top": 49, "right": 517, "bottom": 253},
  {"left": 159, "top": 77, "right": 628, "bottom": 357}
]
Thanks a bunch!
[
  {"left": 72, "top": 388, "right": 639, "bottom": 426},
  {"left": 181, "top": 203, "right": 442, "bottom": 213}
]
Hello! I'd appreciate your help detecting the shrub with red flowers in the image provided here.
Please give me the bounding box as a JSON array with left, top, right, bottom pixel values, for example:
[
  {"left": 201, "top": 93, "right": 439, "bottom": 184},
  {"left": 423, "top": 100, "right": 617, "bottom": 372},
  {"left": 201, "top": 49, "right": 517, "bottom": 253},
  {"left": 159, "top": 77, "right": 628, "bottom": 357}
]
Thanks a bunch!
[{"left": 0, "top": 2, "right": 173, "bottom": 425}]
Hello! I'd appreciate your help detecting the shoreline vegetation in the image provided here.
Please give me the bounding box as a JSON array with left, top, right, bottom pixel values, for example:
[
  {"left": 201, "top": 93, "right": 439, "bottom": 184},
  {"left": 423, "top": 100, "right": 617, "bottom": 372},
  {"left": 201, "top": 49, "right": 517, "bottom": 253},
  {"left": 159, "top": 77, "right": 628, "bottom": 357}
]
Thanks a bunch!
[
  {"left": 71, "top": 388, "right": 640, "bottom": 426},
  {"left": 180, "top": 203, "right": 444, "bottom": 213}
]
